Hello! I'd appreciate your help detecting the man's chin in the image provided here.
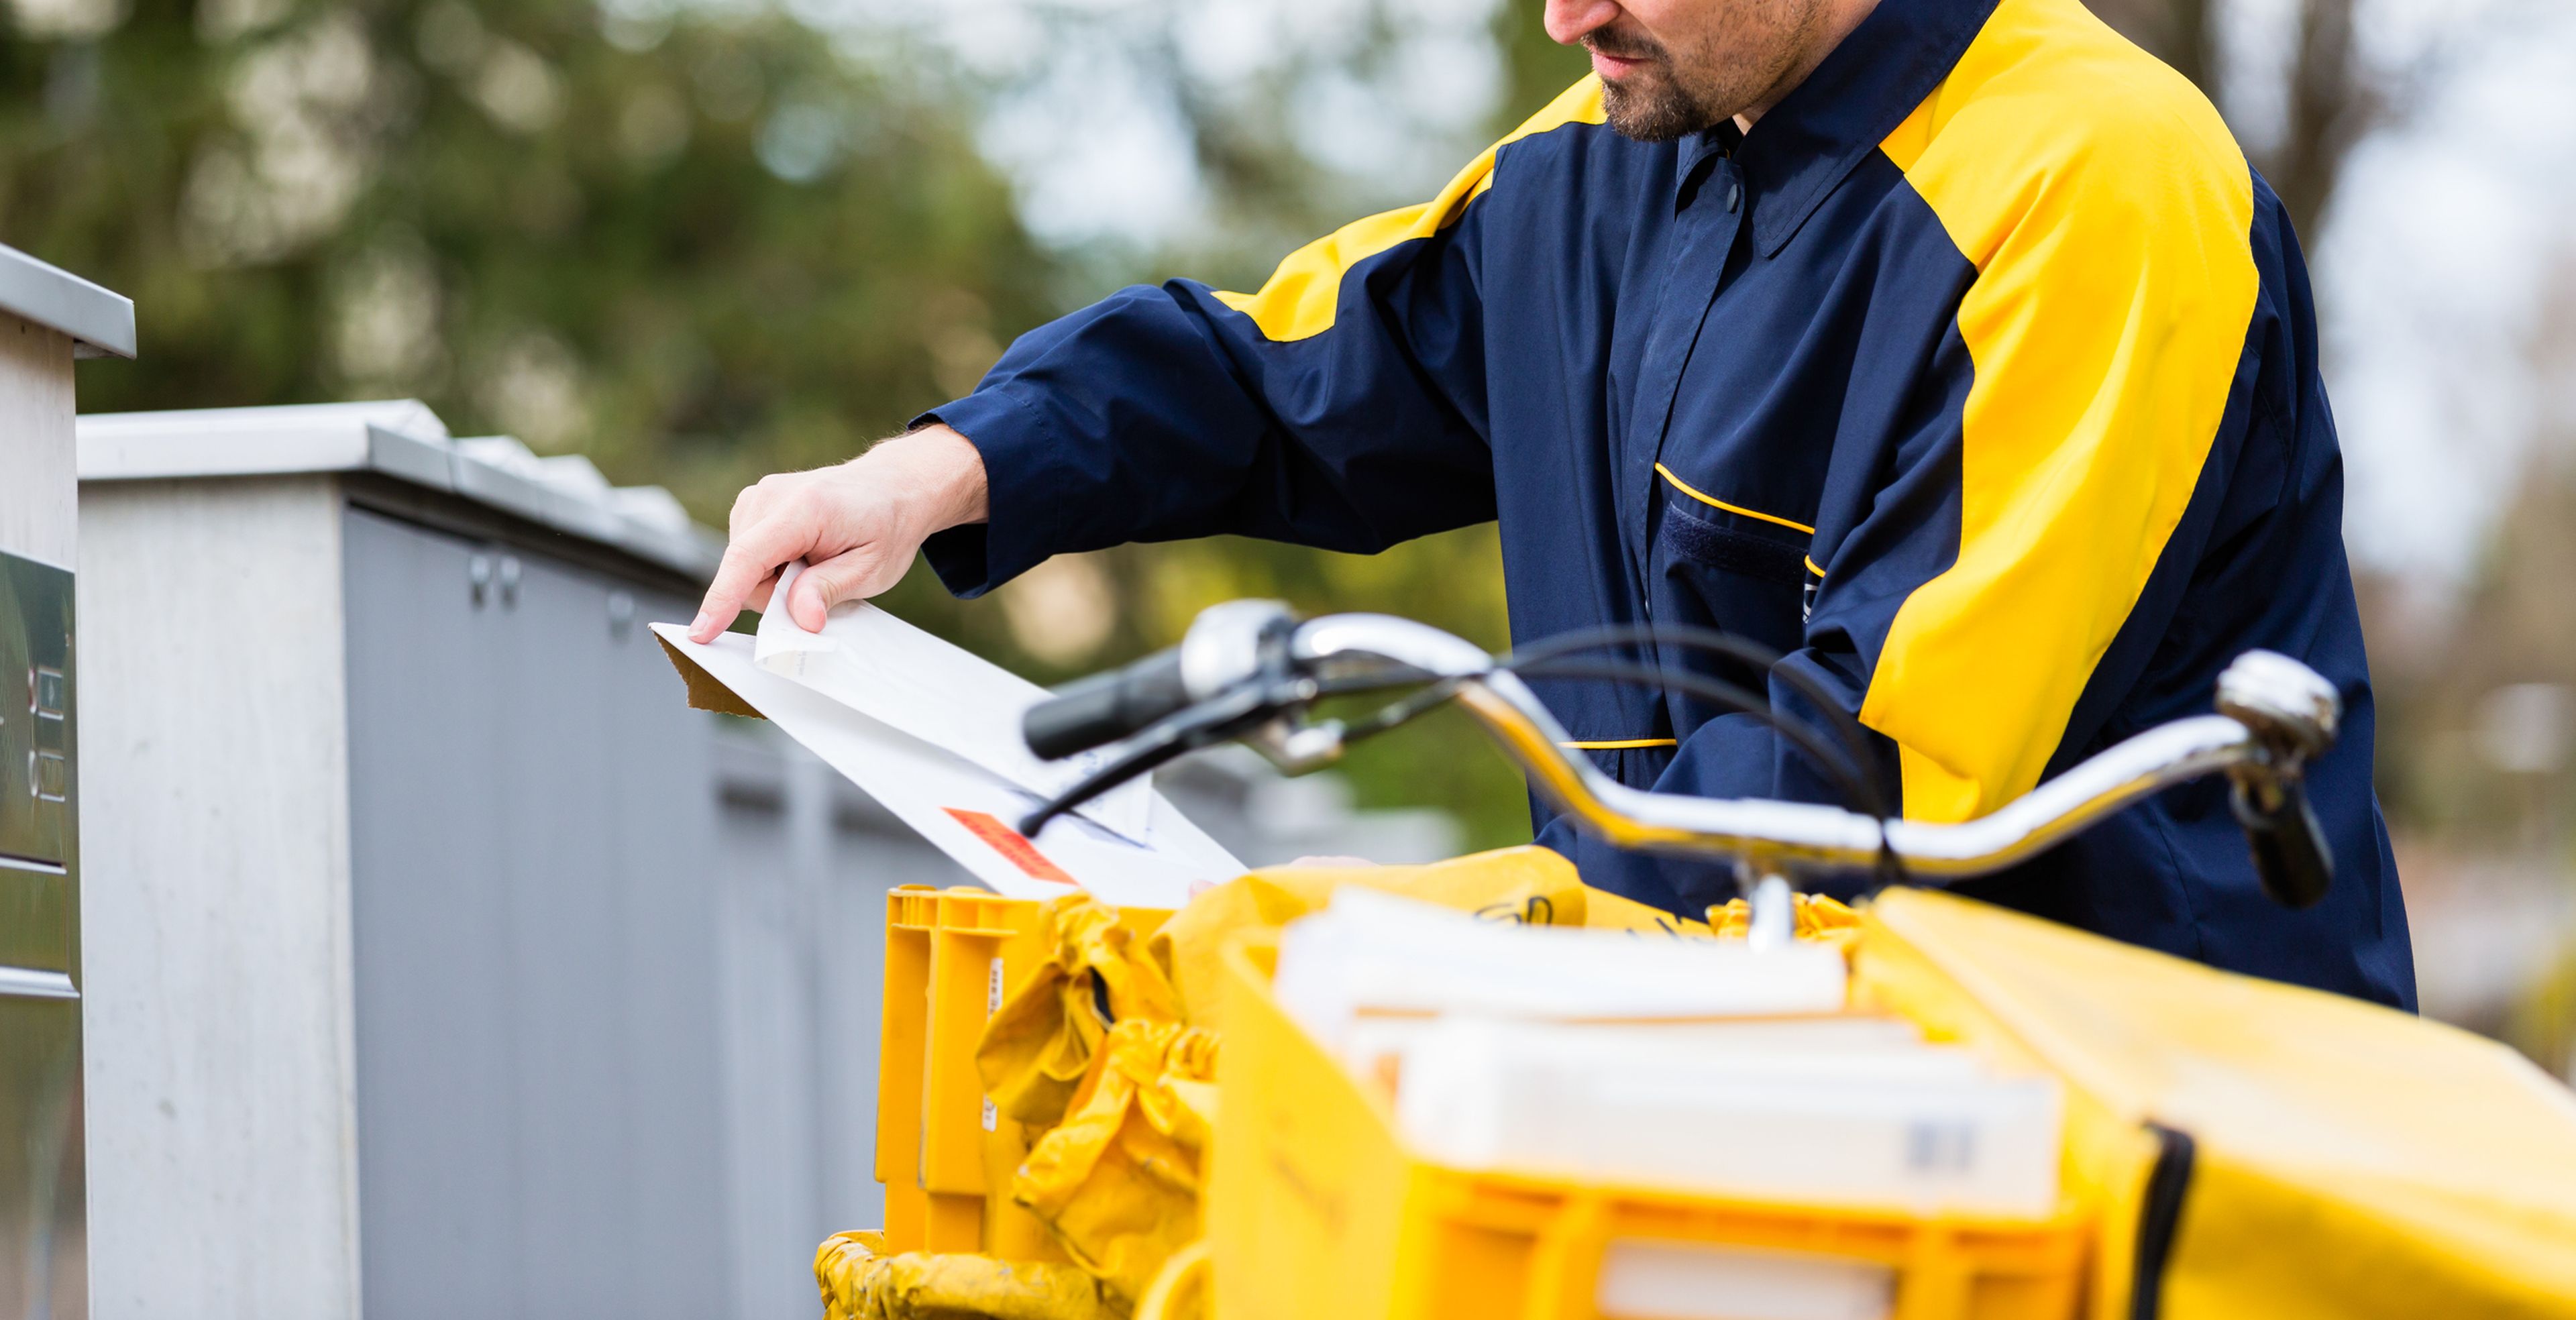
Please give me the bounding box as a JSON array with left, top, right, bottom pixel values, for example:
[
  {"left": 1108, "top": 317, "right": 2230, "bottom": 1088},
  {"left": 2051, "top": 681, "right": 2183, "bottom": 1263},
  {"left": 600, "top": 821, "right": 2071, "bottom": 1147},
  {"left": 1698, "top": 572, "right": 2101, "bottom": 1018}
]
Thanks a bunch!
[{"left": 1601, "top": 78, "right": 1718, "bottom": 144}]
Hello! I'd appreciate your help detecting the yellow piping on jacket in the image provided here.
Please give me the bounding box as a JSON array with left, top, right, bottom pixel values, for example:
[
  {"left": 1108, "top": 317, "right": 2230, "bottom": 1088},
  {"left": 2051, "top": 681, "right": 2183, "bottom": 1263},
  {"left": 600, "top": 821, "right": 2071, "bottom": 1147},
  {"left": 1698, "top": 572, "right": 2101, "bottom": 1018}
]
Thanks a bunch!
[{"left": 1654, "top": 462, "right": 1819, "bottom": 535}]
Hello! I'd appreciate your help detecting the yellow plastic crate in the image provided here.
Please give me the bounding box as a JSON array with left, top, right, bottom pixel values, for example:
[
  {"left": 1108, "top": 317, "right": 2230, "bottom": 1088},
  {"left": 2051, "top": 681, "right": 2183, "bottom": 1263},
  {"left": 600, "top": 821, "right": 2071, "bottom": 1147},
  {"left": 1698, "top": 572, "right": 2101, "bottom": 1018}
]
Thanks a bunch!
[
  {"left": 1208, "top": 937, "right": 2088, "bottom": 1320},
  {"left": 873, "top": 885, "right": 1173, "bottom": 1258}
]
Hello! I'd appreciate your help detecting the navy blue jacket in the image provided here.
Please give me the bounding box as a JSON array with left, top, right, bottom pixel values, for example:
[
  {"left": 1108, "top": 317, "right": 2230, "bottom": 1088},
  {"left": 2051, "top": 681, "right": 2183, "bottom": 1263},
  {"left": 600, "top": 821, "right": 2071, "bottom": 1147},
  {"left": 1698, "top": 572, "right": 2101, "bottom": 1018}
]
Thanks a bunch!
[{"left": 921, "top": 0, "right": 2416, "bottom": 1007}]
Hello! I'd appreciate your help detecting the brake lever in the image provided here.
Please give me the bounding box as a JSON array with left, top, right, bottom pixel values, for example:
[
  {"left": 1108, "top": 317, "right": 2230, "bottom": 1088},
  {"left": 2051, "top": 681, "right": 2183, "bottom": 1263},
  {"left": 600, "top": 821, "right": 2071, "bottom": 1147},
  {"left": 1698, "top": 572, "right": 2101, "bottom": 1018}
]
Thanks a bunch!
[
  {"left": 2212, "top": 650, "right": 2342, "bottom": 910},
  {"left": 2229, "top": 767, "right": 2332, "bottom": 909}
]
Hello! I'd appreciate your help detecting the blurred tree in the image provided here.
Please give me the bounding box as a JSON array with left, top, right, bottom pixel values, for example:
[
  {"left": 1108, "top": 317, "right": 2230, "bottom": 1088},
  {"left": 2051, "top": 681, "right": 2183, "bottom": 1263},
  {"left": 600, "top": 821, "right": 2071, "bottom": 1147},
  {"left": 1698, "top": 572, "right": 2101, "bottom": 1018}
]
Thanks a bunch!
[
  {"left": 1490, "top": 0, "right": 1593, "bottom": 133},
  {"left": 2356, "top": 255, "right": 2576, "bottom": 1054},
  {"left": 1, "top": 0, "right": 1058, "bottom": 514}
]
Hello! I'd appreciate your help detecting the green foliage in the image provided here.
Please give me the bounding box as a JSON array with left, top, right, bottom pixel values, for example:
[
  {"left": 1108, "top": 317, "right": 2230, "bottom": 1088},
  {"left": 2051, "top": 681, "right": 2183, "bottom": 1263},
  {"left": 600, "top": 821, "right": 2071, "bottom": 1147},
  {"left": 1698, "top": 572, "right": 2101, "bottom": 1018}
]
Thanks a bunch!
[
  {"left": 1491, "top": 0, "right": 1594, "bottom": 134},
  {"left": 3, "top": 0, "right": 1058, "bottom": 501}
]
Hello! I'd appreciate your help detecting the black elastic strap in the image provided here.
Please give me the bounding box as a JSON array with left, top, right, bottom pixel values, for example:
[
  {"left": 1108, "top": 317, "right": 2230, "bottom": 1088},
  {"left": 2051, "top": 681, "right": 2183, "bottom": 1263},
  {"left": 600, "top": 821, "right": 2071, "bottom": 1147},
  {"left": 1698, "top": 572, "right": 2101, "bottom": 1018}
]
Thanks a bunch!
[{"left": 2131, "top": 1123, "right": 2197, "bottom": 1320}]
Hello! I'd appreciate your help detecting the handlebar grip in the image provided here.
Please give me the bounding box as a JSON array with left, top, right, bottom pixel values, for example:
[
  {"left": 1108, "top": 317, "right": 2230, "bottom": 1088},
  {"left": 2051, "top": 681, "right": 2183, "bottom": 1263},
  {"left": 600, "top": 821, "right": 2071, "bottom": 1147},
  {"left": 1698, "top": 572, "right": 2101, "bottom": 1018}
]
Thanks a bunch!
[
  {"left": 2231, "top": 774, "right": 2333, "bottom": 910},
  {"left": 1024, "top": 648, "right": 1194, "bottom": 761}
]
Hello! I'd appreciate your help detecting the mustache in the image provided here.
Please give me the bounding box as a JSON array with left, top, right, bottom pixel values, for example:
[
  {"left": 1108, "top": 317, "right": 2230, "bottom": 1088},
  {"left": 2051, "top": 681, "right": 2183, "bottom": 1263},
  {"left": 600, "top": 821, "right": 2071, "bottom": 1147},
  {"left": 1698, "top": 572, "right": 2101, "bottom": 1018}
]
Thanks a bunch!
[{"left": 1582, "top": 28, "right": 1670, "bottom": 64}]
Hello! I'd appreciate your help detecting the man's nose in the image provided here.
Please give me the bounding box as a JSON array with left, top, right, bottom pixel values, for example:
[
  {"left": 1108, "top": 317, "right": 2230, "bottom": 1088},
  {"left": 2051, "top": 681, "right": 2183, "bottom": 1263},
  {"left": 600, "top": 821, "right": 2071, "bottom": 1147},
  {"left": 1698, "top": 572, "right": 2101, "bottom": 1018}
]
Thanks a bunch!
[{"left": 1543, "top": 0, "right": 1624, "bottom": 46}]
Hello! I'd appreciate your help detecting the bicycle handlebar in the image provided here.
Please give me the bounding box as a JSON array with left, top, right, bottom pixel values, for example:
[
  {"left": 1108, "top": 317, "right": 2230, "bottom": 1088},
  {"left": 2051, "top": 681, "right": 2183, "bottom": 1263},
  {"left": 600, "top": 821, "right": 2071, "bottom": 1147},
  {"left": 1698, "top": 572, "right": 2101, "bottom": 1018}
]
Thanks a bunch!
[
  {"left": 1020, "top": 602, "right": 2338, "bottom": 908},
  {"left": 1023, "top": 646, "right": 1193, "bottom": 761}
]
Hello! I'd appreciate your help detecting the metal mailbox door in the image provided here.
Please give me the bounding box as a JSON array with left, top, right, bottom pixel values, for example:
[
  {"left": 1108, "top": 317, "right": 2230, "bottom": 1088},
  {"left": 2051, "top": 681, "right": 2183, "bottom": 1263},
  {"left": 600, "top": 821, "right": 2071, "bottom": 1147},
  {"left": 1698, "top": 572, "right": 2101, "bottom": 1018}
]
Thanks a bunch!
[{"left": 0, "top": 549, "right": 84, "bottom": 1320}]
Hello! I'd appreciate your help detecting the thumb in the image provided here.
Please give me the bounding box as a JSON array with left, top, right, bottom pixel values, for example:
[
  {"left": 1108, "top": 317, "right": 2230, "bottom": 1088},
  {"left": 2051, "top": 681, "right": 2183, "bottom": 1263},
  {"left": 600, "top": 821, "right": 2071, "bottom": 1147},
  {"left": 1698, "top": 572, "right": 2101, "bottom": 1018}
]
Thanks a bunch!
[{"left": 789, "top": 545, "right": 896, "bottom": 630}]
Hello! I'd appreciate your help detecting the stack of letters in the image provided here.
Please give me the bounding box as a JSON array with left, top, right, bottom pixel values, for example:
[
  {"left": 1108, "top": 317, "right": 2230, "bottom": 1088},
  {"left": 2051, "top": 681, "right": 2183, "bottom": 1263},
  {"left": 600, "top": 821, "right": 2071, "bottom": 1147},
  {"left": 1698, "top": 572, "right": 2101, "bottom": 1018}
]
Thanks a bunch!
[{"left": 1276, "top": 888, "right": 2063, "bottom": 1219}]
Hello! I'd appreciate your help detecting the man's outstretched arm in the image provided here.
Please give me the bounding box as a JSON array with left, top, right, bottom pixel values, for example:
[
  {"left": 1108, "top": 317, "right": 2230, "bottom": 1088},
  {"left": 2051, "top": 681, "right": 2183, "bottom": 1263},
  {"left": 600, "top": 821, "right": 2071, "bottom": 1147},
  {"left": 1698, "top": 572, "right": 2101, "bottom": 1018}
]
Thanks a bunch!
[{"left": 692, "top": 77, "right": 1611, "bottom": 640}]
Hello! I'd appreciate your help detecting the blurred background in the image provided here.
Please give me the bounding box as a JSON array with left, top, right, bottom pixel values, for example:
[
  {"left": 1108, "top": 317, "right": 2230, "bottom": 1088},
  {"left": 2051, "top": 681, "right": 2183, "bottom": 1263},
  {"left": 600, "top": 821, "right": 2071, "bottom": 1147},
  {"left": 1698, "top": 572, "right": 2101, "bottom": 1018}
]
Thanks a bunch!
[{"left": 4, "top": 0, "right": 2571, "bottom": 1079}]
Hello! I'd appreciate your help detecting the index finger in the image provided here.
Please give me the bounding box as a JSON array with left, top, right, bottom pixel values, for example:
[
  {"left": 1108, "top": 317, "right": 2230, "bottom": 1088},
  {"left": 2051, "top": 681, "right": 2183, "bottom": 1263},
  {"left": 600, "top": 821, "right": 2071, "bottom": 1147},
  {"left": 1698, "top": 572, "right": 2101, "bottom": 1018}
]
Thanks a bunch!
[{"left": 692, "top": 514, "right": 812, "bottom": 641}]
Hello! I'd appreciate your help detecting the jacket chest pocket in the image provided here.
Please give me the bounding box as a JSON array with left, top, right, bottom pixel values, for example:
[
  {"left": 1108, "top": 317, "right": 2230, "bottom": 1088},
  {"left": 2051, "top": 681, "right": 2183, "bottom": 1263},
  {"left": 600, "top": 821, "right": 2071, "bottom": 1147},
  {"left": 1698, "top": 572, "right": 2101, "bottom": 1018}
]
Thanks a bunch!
[
  {"left": 1654, "top": 494, "right": 1812, "bottom": 659},
  {"left": 1660, "top": 498, "right": 1808, "bottom": 586}
]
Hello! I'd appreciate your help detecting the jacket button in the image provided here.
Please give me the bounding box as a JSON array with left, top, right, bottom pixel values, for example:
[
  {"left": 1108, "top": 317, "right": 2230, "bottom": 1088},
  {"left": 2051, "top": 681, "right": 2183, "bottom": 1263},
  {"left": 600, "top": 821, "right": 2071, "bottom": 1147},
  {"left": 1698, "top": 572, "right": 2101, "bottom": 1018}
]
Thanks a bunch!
[{"left": 1726, "top": 180, "right": 1741, "bottom": 213}]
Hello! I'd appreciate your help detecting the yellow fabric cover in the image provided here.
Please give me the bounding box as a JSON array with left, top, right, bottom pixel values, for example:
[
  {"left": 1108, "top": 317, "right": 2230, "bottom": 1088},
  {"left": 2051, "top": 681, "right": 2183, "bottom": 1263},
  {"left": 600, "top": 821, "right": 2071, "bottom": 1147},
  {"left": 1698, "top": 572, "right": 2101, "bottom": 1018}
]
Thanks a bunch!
[
  {"left": 1583, "top": 879, "right": 1721, "bottom": 936},
  {"left": 977, "top": 897, "right": 1183, "bottom": 1130},
  {"left": 814, "top": 1230, "right": 1122, "bottom": 1320},
  {"left": 1012, "top": 1020, "right": 1222, "bottom": 1305},
  {"left": 1707, "top": 891, "right": 1864, "bottom": 953},
  {"left": 965, "top": 847, "right": 1714, "bottom": 1311},
  {"left": 1854, "top": 889, "right": 2576, "bottom": 1319},
  {"left": 1130, "top": 1240, "right": 1211, "bottom": 1320}
]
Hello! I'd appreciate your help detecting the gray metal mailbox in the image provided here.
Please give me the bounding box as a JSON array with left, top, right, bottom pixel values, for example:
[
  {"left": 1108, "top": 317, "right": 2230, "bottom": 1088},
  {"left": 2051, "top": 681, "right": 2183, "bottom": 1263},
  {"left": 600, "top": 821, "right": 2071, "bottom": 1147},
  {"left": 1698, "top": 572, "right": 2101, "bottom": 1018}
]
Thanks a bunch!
[
  {"left": 70, "top": 400, "right": 1456, "bottom": 1320},
  {"left": 77, "top": 401, "right": 737, "bottom": 1320}
]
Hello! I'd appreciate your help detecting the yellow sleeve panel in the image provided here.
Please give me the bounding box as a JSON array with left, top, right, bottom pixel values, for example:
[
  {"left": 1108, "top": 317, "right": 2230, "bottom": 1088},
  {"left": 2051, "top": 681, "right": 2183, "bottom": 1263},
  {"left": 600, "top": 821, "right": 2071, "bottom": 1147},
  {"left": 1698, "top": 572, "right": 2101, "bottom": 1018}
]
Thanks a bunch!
[
  {"left": 1212, "top": 78, "right": 1607, "bottom": 343},
  {"left": 1864, "top": 0, "right": 2261, "bottom": 823}
]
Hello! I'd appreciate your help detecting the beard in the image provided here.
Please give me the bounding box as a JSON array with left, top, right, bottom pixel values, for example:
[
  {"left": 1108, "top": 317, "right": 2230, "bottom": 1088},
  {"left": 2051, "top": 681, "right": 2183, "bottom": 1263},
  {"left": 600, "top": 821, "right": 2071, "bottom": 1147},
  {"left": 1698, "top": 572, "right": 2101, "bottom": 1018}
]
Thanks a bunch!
[
  {"left": 1597, "top": 63, "right": 1726, "bottom": 143},
  {"left": 1584, "top": 1, "right": 1825, "bottom": 144}
]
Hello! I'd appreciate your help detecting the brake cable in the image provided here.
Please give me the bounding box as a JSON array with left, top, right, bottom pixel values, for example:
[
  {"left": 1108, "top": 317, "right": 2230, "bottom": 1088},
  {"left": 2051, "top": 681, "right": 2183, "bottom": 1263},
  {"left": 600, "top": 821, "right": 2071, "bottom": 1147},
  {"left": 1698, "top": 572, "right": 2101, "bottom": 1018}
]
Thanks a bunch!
[
  {"left": 1505, "top": 657, "right": 1887, "bottom": 820},
  {"left": 1500, "top": 623, "right": 1895, "bottom": 818},
  {"left": 1505, "top": 655, "right": 1909, "bottom": 889}
]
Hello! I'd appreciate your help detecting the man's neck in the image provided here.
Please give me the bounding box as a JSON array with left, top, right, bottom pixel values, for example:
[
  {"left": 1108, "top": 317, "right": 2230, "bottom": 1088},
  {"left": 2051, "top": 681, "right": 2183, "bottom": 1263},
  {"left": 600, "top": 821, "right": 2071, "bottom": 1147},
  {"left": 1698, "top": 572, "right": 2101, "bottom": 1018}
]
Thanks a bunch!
[{"left": 1734, "top": 0, "right": 1885, "bottom": 133}]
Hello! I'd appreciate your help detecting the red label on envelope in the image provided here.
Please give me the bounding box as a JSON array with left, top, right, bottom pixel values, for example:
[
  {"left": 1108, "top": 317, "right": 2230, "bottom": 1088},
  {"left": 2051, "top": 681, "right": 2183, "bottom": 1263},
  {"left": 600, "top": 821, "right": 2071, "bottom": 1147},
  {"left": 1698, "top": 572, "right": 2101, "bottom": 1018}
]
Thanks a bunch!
[{"left": 943, "top": 809, "right": 1079, "bottom": 886}]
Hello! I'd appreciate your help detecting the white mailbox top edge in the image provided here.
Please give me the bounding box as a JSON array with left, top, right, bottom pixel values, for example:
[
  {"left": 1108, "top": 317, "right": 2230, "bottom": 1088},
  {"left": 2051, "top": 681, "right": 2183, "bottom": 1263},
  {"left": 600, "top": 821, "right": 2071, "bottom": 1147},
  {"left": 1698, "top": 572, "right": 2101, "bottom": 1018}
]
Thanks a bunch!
[
  {"left": 75, "top": 400, "right": 722, "bottom": 580},
  {"left": 0, "top": 244, "right": 136, "bottom": 360}
]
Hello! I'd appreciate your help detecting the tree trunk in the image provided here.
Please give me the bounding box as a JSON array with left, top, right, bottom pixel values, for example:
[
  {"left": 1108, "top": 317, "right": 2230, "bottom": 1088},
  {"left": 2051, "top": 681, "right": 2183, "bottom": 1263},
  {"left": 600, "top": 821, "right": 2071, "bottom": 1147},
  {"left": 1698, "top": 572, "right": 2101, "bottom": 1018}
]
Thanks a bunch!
[{"left": 2273, "top": 0, "right": 2369, "bottom": 241}]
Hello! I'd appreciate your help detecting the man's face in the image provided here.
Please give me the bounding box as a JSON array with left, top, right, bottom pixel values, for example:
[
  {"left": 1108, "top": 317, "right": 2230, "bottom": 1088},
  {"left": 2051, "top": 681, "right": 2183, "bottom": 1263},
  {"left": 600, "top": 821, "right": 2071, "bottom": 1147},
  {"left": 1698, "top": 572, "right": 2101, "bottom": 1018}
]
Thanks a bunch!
[{"left": 1545, "top": 0, "right": 1834, "bottom": 142}]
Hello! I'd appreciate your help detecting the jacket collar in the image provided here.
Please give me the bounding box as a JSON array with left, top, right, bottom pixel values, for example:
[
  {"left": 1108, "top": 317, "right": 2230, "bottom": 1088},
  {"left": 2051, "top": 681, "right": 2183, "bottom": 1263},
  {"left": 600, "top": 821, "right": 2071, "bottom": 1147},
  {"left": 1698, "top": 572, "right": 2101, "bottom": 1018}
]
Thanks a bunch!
[{"left": 1684, "top": 0, "right": 1999, "bottom": 256}]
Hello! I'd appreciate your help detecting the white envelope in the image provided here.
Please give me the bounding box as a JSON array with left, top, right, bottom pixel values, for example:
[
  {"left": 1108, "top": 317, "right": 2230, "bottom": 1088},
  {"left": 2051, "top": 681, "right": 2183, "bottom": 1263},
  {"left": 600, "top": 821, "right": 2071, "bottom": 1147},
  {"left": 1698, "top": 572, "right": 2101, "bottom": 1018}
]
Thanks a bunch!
[
  {"left": 752, "top": 562, "right": 1155, "bottom": 840},
  {"left": 653, "top": 624, "right": 1241, "bottom": 909}
]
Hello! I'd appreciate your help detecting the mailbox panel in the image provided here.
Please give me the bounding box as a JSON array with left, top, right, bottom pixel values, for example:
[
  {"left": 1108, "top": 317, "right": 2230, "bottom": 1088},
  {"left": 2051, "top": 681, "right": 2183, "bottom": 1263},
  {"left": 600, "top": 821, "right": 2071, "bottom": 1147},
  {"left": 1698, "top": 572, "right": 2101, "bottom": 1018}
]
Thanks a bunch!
[{"left": 0, "top": 551, "right": 73, "bottom": 977}]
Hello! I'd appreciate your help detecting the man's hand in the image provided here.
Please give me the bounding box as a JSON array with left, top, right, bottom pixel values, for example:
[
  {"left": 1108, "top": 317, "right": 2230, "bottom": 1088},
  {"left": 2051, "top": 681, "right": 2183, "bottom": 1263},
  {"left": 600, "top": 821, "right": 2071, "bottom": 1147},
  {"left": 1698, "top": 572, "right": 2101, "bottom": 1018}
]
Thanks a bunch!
[{"left": 688, "top": 425, "right": 989, "bottom": 642}]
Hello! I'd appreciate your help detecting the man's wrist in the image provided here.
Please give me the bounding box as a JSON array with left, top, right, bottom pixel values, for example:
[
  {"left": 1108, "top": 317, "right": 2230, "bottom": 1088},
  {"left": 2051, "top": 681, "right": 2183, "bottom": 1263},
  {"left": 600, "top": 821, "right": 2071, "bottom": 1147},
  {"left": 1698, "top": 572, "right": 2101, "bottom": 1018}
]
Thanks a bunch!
[{"left": 867, "top": 423, "right": 989, "bottom": 539}]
